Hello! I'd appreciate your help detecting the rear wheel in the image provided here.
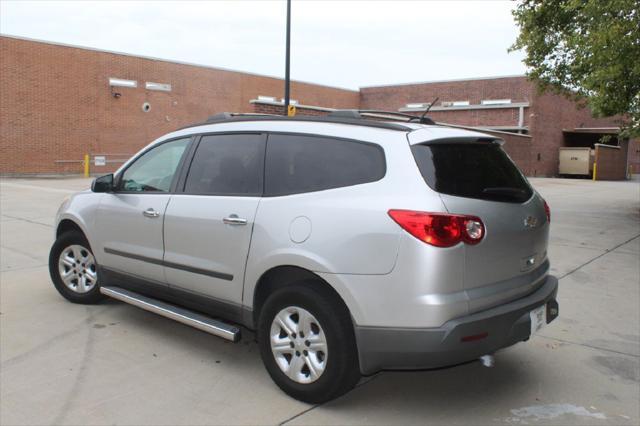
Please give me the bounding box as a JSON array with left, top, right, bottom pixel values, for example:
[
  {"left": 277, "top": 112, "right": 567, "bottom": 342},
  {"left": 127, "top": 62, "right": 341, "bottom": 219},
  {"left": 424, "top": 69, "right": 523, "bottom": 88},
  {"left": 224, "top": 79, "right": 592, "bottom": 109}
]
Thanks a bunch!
[
  {"left": 49, "top": 231, "right": 104, "bottom": 304},
  {"left": 258, "top": 284, "right": 360, "bottom": 403}
]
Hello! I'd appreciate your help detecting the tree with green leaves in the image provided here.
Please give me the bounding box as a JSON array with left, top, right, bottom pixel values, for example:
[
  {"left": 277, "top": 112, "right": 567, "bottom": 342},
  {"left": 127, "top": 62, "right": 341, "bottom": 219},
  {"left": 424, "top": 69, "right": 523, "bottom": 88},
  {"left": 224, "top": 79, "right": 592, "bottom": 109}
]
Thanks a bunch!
[{"left": 511, "top": 0, "right": 640, "bottom": 138}]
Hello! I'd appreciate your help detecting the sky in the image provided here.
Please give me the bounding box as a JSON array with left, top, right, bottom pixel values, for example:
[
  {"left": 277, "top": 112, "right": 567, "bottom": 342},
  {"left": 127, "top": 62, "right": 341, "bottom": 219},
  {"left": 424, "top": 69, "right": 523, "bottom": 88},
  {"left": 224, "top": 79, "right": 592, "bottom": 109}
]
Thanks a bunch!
[{"left": 0, "top": 0, "right": 526, "bottom": 90}]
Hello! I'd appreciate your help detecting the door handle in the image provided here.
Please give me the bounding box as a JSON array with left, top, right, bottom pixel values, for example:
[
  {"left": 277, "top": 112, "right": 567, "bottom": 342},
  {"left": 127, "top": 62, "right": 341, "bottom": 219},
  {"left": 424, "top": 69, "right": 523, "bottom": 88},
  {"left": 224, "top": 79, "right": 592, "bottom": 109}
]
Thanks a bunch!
[
  {"left": 143, "top": 208, "right": 160, "bottom": 218},
  {"left": 223, "top": 214, "right": 247, "bottom": 225}
]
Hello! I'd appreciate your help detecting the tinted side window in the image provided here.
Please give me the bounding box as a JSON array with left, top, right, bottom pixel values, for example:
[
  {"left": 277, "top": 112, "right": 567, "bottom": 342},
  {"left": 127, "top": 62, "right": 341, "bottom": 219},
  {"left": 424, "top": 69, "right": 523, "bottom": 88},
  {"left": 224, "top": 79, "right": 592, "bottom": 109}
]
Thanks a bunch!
[
  {"left": 265, "top": 134, "right": 385, "bottom": 196},
  {"left": 184, "top": 134, "right": 264, "bottom": 196},
  {"left": 120, "top": 138, "right": 190, "bottom": 192},
  {"left": 411, "top": 142, "right": 533, "bottom": 203}
]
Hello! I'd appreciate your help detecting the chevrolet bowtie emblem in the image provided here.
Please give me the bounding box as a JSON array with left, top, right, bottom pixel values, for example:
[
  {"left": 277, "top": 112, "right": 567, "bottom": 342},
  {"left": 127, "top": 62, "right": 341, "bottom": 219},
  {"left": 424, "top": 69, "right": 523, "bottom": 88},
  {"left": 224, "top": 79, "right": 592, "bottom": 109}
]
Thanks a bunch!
[{"left": 524, "top": 216, "right": 539, "bottom": 228}]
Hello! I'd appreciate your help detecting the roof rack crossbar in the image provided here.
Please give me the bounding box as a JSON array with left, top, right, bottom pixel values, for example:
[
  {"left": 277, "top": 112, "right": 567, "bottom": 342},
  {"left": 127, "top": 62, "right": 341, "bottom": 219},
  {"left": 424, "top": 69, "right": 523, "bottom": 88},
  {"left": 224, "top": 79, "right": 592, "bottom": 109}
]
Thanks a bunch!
[
  {"left": 327, "top": 109, "right": 435, "bottom": 125},
  {"left": 206, "top": 112, "right": 280, "bottom": 122}
]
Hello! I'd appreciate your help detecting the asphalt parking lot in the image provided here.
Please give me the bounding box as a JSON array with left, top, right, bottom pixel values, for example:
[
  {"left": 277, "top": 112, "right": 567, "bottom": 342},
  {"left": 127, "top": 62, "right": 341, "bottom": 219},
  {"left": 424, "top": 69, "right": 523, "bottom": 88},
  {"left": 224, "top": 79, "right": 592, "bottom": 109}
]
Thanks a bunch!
[{"left": 1, "top": 177, "right": 638, "bottom": 425}]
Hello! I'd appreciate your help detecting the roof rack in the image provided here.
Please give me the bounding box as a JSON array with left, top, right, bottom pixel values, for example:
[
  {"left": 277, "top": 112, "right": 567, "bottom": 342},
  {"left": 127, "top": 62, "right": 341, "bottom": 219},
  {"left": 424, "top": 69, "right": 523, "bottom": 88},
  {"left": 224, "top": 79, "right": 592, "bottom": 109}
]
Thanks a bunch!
[
  {"left": 328, "top": 109, "right": 435, "bottom": 125},
  {"left": 178, "top": 112, "right": 415, "bottom": 132},
  {"left": 205, "top": 112, "right": 281, "bottom": 122}
]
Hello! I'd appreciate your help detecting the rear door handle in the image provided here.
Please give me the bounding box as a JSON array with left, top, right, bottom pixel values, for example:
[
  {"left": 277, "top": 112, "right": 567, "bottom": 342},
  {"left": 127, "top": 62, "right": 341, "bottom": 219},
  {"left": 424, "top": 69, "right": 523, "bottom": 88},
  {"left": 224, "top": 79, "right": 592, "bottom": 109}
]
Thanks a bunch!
[
  {"left": 143, "top": 208, "right": 160, "bottom": 218},
  {"left": 223, "top": 214, "right": 247, "bottom": 225}
]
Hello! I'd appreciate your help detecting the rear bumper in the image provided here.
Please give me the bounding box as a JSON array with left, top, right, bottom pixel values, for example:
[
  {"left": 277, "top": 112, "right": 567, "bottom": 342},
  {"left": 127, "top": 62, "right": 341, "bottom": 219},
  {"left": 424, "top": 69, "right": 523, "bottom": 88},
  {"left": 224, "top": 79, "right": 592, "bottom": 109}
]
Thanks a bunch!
[{"left": 355, "top": 275, "right": 558, "bottom": 375}]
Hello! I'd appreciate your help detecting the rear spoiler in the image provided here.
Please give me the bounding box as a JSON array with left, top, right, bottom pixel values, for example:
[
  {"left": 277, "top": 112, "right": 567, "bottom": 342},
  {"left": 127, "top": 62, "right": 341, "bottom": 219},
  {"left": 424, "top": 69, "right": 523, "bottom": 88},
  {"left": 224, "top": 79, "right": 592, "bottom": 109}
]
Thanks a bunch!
[
  {"left": 407, "top": 126, "right": 505, "bottom": 146},
  {"left": 414, "top": 137, "right": 505, "bottom": 146}
]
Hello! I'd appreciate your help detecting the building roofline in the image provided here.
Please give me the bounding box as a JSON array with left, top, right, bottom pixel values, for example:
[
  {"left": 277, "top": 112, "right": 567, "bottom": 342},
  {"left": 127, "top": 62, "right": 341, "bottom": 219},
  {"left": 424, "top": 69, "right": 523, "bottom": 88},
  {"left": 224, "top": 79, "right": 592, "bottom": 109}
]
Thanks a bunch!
[
  {"left": 0, "top": 33, "right": 359, "bottom": 93},
  {"left": 360, "top": 74, "right": 528, "bottom": 89}
]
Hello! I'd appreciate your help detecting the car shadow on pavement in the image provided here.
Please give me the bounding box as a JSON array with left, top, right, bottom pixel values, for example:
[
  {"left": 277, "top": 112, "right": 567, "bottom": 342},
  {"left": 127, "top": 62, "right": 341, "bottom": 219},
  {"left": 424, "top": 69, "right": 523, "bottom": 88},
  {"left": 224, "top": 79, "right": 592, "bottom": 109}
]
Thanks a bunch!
[{"left": 312, "top": 348, "right": 544, "bottom": 422}]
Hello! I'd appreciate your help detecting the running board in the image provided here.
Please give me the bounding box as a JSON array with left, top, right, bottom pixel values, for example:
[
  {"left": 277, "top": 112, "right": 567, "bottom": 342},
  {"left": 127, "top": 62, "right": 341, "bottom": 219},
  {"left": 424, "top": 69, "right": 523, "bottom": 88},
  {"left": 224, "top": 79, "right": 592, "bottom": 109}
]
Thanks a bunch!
[{"left": 100, "top": 286, "right": 241, "bottom": 342}]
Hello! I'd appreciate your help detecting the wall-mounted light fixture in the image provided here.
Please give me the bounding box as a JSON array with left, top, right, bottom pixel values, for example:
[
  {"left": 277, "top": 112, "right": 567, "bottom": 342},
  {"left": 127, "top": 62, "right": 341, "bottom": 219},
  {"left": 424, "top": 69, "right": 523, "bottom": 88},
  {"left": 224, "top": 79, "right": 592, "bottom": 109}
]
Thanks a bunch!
[
  {"left": 481, "top": 99, "right": 512, "bottom": 105},
  {"left": 109, "top": 77, "right": 137, "bottom": 99},
  {"left": 145, "top": 82, "right": 172, "bottom": 92},
  {"left": 109, "top": 77, "right": 137, "bottom": 88}
]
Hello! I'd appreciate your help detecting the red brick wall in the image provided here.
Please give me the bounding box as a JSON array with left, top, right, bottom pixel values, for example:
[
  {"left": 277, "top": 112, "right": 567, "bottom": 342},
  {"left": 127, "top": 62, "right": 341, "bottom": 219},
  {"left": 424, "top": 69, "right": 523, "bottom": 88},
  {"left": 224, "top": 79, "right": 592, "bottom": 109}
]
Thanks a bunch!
[
  {"left": 2, "top": 36, "right": 631, "bottom": 178},
  {"left": 529, "top": 91, "right": 622, "bottom": 176},
  {"left": 251, "top": 102, "right": 330, "bottom": 116},
  {"left": 425, "top": 108, "right": 529, "bottom": 128},
  {"left": 0, "top": 36, "right": 359, "bottom": 175},
  {"left": 361, "top": 77, "right": 629, "bottom": 177},
  {"left": 595, "top": 143, "right": 629, "bottom": 180},
  {"left": 489, "top": 132, "right": 533, "bottom": 176},
  {"left": 361, "top": 76, "right": 533, "bottom": 108},
  {"left": 360, "top": 76, "right": 534, "bottom": 128},
  {"left": 628, "top": 138, "right": 640, "bottom": 175}
]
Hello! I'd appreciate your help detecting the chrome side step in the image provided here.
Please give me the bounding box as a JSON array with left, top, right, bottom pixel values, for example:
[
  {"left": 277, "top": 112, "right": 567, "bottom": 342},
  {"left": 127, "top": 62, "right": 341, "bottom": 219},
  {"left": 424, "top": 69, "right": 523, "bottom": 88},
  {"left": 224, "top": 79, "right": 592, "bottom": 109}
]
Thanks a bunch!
[{"left": 100, "top": 286, "right": 241, "bottom": 342}]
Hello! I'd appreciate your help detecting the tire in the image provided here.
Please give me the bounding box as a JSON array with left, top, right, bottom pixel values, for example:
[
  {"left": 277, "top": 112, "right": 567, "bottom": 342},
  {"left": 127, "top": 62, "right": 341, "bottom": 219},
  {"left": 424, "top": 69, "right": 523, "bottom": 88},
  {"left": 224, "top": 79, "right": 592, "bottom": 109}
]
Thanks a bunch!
[
  {"left": 49, "top": 230, "right": 104, "bottom": 304},
  {"left": 258, "top": 283, "right": 360, "bottom": 403}
]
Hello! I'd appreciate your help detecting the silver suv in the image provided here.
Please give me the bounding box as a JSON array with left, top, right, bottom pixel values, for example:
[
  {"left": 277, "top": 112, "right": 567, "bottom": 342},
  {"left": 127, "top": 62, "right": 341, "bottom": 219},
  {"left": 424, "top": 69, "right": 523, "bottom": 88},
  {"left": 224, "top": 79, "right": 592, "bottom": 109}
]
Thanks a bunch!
[{"left": 49, "top": 111, "right": 558, "bottom": 402}]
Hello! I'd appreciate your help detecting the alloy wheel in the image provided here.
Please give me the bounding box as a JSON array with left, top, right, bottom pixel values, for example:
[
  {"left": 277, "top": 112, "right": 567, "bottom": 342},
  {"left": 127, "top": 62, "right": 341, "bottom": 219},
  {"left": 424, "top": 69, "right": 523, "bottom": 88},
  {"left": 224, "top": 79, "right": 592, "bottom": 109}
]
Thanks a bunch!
[{"left": 58, "top": 244, "right": 97, "bottom": 293}]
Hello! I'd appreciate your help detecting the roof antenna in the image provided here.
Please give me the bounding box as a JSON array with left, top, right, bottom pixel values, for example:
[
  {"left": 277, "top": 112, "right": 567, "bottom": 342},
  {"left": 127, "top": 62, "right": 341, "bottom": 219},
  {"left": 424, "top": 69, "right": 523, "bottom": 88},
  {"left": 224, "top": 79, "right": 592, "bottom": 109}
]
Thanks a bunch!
[{"left": 419, "top": 96, "right": 439, "bottom": 124}]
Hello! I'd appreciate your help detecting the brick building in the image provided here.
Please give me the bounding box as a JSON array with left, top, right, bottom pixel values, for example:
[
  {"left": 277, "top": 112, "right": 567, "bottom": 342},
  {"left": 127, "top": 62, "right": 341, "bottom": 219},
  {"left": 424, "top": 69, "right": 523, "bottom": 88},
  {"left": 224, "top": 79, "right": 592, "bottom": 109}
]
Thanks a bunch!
[
  {"left": 359, "top": 77, "right": 637, "bottom": 177},
  {"left": 1, "top": 35, "right": 637, "bottom": 177},
  {"left": 0, "top": 35, "right": 358, "bottom": 175}
]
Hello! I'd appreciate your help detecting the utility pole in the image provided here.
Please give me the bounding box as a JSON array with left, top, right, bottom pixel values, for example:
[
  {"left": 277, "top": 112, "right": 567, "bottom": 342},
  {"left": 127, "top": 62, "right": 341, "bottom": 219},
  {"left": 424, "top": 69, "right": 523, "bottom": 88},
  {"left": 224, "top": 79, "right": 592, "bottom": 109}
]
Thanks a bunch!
[{"left": 284, "top": 0, "right": 291, "bottom": 116}]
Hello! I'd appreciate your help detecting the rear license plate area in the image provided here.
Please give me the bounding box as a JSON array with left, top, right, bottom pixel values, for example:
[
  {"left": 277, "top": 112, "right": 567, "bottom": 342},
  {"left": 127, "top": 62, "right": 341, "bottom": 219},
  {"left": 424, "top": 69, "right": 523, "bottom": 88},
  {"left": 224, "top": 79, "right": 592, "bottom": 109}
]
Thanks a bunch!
[{"left": 530, "top": 304, "right": 547, "bottom": 334}]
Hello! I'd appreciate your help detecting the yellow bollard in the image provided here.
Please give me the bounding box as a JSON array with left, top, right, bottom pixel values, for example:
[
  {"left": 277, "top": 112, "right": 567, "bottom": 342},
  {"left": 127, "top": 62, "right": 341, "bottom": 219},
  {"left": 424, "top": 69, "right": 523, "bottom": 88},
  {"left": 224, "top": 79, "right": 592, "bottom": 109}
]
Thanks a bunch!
[
  {"left": 592, "top": 162, "right": 597, "bottom": 181},
  {"left": 84, "top": 154, "right": 90, "bottom": 177}
]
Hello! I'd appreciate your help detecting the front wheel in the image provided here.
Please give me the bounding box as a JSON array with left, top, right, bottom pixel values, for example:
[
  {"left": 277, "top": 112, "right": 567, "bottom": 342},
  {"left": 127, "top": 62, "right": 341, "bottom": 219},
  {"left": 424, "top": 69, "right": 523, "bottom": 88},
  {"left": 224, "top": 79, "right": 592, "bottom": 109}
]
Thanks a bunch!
[
  {"left": 49, "top": 230, "right": 104, "bottom": 304},
  {"left": 258, "top": 284, "right": 360, "bottom": 403}
]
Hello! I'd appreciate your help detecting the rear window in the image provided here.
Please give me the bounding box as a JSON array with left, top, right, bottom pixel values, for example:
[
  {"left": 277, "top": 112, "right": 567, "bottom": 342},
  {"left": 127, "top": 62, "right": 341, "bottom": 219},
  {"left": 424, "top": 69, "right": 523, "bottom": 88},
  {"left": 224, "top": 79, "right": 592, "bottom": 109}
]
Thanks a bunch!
[
  {"left": 265, "top": 134, "right": 385, "bottom": 196},
  {"left": 411, "top": 142, "right": 533, "bottom": 203}
]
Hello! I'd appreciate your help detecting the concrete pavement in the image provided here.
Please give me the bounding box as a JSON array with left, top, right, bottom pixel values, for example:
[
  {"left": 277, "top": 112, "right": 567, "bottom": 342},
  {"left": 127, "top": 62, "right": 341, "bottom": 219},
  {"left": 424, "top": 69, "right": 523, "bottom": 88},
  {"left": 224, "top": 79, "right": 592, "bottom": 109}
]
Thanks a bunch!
[{"left": 1, "top": 177, "right": 638, "bottom": 425}]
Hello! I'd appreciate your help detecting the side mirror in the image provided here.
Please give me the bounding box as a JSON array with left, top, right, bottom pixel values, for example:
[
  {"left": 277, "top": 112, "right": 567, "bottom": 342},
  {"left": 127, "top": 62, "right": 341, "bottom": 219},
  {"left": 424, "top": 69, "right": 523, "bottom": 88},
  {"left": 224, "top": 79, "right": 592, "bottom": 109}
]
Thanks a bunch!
[{"left": 91, "top": 174, "right": 114, "bottom": 193}]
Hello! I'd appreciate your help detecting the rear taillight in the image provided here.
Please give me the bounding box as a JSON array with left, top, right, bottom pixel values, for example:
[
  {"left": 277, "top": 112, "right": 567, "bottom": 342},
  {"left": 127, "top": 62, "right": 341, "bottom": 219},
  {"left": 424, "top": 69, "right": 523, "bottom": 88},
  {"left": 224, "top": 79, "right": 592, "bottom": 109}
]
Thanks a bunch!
[
  {"left": 543, "top": 199, "right": 551, "bottom": 223},
  {"left": 388, "top": 210, "right": 485, "bottom": 247}
]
